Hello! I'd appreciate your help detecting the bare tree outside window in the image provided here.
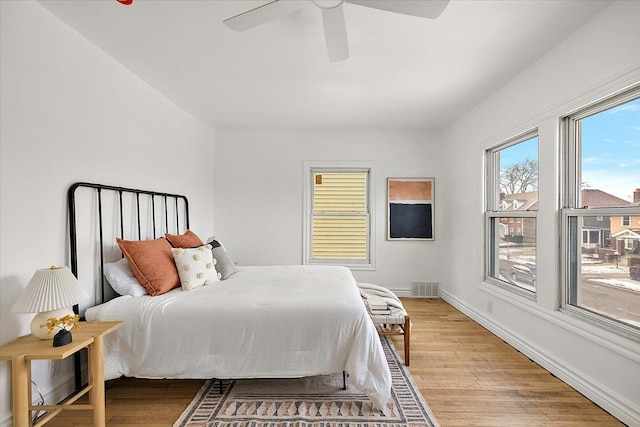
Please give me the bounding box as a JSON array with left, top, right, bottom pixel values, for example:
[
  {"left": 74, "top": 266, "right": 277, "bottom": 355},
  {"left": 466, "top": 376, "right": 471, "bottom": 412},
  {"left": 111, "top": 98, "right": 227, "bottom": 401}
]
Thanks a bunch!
[{"left": 500, "top": 158, "right": 538, "bottom": 195}]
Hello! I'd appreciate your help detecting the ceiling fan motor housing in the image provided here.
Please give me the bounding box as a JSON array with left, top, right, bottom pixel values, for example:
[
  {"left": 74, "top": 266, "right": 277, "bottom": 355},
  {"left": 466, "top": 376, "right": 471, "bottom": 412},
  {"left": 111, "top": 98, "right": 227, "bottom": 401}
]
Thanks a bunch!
[{"left": 312, "top": 0, "right": 344, "bottom": 10}]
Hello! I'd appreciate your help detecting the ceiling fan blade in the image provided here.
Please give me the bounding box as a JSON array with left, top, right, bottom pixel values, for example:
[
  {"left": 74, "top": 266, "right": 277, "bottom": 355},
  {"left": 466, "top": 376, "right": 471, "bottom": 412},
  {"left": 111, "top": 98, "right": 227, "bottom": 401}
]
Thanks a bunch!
[
  {"left": 346, "top": 0, "right": 450, "bottom": 19},
  {"left": 322, "top": 6, "right": 349, "bottom": 62},
  {"left": 223, "top": 0, "right": 306, "bottom": 32}
]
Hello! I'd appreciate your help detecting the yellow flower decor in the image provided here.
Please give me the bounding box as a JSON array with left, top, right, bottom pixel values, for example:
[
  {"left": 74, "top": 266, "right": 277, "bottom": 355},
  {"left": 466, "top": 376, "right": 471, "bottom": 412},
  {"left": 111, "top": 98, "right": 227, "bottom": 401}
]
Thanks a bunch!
[{"left": 41, "top": 314, "right": 80, "bottom": 335}]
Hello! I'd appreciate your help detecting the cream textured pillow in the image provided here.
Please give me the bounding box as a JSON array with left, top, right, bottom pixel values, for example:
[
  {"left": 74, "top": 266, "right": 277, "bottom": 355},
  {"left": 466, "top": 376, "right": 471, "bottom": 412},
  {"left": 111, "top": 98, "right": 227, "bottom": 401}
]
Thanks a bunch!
[{"left": 171, "top": 244, "right": 221, "bottom": 291}]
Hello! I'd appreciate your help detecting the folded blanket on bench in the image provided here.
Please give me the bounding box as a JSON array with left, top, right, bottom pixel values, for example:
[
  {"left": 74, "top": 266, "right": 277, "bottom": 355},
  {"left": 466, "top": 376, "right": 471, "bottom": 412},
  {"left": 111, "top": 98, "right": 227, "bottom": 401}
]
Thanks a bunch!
[
  {"left": 365, "top": 294, "right": 389, "bottom": 310},
  {"left": 358, "top": 283, "right": 405, "bottom": 311}
]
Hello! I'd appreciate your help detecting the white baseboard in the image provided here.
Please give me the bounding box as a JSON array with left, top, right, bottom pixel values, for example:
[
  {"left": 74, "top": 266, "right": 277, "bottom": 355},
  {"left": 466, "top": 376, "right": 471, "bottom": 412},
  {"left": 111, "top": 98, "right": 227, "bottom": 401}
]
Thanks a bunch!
[
  {"left": 388, "top": 289, "right": 441, "bottom": 298},
  {"left": 388, "top": 288, "right": 411, "bottom": 297},
  {"left": 440, "top": 289, "right": 640, "bottom": 427}
]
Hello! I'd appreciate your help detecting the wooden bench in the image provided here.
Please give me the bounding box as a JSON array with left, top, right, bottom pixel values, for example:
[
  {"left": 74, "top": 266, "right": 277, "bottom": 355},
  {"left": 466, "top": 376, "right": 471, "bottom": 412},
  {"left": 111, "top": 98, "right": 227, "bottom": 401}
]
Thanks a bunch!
[{"left": 359, "top": 283, "right": 410, "bottom": 366}]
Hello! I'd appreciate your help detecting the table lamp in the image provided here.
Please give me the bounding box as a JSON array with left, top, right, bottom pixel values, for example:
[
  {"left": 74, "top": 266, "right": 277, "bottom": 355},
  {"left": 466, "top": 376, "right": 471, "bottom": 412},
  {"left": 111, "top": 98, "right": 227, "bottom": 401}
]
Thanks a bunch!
[{"left": 12, "top": 266, "right": 89, "bottom": 339}]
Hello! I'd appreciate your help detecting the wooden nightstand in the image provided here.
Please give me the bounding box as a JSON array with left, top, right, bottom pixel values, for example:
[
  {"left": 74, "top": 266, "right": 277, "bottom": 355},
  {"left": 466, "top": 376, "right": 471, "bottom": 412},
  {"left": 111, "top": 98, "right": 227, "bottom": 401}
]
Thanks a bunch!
[{"left": 0, "top": 321, "right": 123, "bottom": 427}]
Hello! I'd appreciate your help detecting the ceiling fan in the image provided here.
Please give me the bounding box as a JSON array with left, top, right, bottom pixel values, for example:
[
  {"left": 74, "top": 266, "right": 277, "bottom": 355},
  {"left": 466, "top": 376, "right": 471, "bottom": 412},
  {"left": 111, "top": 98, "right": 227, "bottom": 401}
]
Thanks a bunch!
[{"left": 223, "top": 0, "right": 450, "bottom": 62}]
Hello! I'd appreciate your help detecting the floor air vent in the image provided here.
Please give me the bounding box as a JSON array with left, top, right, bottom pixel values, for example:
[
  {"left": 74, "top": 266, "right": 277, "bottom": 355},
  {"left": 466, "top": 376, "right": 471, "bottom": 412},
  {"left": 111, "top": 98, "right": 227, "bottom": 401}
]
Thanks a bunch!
[{"left": 411, "top": 282, "right": 439, "bottom": 298}]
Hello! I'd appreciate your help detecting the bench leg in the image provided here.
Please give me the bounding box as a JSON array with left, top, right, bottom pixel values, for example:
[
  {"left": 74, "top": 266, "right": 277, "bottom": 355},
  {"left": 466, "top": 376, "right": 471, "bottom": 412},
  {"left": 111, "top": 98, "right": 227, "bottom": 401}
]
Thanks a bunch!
[{"left": 404, "top": 316, "right": 410, "bottom": 366}]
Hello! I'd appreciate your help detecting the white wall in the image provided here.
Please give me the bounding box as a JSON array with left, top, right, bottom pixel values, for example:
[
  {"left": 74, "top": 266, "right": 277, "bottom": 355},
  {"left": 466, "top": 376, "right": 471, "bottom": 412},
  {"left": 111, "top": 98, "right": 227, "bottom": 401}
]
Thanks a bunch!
[
  {"left": 214, "top": 130, "right": 442, "bottom": 291},
  {"left": 0, "top": 2, "right": 215, "bottom": 424},
  {"left": 3, "top": 0, "right": 638, "bottom": 425},
  {"left": 441, "top": 1, "right": 640, "bottom": 425}
]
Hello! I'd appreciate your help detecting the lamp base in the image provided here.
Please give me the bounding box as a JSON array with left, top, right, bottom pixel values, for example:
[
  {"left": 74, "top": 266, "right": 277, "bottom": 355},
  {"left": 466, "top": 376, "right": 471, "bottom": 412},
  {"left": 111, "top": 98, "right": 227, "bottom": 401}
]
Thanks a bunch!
[{"left": 31, "top": 307, "right": 75, "bottom": 339}]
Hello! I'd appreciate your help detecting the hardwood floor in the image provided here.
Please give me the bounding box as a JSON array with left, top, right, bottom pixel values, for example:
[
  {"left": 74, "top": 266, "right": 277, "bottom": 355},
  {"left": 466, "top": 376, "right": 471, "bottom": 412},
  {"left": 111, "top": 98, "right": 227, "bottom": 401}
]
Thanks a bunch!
[
  {"left": 397, "top": 298, "right": 623, "bottom": 426},
  {"left": 43, "top": 298, "right": 623, "bottom": 426}
]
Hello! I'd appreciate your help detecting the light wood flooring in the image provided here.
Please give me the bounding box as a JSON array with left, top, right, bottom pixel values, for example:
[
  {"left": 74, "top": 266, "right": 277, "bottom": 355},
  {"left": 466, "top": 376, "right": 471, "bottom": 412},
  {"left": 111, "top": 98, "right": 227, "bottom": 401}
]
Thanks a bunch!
[{"left": 43, "top": 298, "right": 623, "bottom": 426}]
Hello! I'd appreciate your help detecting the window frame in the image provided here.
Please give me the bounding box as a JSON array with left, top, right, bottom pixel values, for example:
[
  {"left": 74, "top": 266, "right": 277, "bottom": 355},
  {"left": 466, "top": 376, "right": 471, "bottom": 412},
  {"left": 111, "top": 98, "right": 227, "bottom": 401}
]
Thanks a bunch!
[
  {"left": 560, "top": 85, "right": 640, "bottom": 340},
  {"left": 302, "top": 161, "right": 376, "bottom": 270},
  {"left": 485, "top": 129, "right": 539, "bottom": 299}
]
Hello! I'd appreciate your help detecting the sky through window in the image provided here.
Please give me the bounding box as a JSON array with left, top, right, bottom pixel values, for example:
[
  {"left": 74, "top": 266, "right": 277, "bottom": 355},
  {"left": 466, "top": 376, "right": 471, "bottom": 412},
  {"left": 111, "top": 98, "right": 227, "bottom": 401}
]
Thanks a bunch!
[{"left": 499, "top": 98, "right": 639, "bottom": 201}]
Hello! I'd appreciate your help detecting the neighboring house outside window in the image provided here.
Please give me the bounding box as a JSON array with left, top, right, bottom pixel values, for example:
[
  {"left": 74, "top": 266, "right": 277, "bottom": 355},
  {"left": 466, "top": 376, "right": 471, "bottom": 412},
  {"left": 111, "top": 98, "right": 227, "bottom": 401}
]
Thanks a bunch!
[
  {"left": 580, "top": 189, "right": 630, "bottom": 249},
  {"left": 610, "top": 212, "right": 640, "bottom": 254}
]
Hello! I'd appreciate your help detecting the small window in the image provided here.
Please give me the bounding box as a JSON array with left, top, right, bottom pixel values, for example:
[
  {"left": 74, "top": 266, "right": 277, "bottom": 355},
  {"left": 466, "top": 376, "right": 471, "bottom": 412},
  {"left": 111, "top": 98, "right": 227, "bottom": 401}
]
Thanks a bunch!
[
  {"left": 622, "top": 216, "right": 630, "bottom": 226},
  {"left": 303, "top": 163, "right": 374, "bottom": 269},
  {"left": 486, "top": 131, "right": 538, "bottom": 295},
  {"left": 624, "top": 238, "right": 633, "bottom": 250}
]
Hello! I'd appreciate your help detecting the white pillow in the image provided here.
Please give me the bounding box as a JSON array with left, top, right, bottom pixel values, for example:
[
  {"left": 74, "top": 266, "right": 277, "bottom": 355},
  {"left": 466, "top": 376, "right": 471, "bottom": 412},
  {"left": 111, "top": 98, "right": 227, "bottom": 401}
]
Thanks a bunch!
[
  {"left": 172, "top": 244, "right": 221, "bottom": 291},
  {"left": 103, "top": 258, "right": 148, "bottom": 297}
]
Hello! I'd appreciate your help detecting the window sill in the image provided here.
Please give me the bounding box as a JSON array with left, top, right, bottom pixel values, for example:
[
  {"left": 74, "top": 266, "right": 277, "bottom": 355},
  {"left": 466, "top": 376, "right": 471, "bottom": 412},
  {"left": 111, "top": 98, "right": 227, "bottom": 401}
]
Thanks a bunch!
[
  {"left": 483, "top": 277, "right": 537, "bottom": 302},
  {"left": 305, "top": 260, "right": 375, "bottom": 271}
]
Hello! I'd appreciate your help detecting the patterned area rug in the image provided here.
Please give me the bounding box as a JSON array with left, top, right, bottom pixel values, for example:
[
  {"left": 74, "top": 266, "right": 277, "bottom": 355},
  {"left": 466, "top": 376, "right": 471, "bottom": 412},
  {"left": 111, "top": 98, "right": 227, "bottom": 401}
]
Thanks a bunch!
[{"left": 174, "top": 338, "right": 438, "bottom": 427}]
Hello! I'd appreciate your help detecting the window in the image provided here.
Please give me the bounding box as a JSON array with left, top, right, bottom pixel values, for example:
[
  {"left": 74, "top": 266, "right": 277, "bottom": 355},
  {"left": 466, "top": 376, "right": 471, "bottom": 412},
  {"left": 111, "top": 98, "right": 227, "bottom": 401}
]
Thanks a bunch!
[
  {"left": 303, "top": 163, "right": 374, "bottom": 269},
  {"left": 485, "top": 131, "right": 538, "bottom": 295},
  {"left": 562, "top": 86, "right": 640, "bottom": 336}
]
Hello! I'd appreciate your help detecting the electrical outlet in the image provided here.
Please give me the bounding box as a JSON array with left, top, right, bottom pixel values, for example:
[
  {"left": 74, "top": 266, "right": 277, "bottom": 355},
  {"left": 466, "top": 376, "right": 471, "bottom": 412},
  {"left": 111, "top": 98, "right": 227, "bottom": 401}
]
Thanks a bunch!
[{"left": 487, "top": 300, "right": 493, "bottom": 313}]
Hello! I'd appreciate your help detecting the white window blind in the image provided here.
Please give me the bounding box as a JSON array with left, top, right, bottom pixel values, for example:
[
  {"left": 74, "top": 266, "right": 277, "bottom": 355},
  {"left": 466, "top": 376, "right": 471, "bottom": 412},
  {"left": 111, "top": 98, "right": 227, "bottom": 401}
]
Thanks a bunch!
[{"left": 312, "top": 171, "right": 369, "bottom": 261}]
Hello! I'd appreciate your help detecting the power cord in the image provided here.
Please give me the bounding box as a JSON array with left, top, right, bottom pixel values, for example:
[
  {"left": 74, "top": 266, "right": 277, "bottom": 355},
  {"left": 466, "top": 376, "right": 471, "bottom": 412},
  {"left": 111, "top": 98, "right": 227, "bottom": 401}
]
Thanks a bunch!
[{"left": 31, "top": 380, "right": 45, "bottom": 423}]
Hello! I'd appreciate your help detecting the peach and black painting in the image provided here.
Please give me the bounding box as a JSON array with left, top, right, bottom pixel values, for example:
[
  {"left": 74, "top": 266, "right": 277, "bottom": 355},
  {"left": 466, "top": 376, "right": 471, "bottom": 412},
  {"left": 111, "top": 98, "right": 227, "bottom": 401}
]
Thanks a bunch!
[{"left": 387, "top": 178, "right": 434, "bottom": 240}]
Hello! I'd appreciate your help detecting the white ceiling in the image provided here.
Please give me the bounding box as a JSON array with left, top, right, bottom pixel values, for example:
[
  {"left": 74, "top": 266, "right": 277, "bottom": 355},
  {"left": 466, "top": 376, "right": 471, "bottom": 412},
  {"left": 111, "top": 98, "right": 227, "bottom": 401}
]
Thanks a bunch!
[{"left": 38, "top": 0, "right": 613, "bottom": 131}]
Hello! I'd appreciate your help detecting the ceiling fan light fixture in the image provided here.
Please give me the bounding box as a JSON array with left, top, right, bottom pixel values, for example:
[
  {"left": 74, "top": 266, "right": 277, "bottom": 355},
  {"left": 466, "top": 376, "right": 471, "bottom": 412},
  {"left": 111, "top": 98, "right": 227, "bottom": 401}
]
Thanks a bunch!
[{"left": 312, "top": 0, "right": 344, "bottom": 10}]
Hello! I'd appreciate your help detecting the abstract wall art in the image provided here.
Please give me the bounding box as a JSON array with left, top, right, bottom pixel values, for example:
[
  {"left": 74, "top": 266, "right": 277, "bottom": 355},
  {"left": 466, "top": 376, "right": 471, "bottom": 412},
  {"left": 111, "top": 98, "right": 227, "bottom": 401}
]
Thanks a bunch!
[{"left": 387, "top": 178, "right": 434, "bottom": 240}]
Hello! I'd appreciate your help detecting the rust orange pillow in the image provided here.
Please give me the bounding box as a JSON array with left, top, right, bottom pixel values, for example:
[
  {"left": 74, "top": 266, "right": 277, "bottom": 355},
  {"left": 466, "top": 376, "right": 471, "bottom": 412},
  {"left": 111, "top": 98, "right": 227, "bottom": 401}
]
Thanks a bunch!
[
  {"left": 164, "top": 230, "right": 204, "bottom": 248},
  {"left": 116, "top": 237, "right": 179, "bottom": 296}
]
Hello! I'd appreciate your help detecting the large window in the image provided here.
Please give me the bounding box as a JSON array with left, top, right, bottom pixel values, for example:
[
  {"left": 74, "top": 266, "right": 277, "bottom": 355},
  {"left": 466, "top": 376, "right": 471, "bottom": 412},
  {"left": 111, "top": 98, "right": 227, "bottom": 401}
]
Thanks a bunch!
[
  {"left": 486, "top": 131, "right": 539, "bottom": 295},
  {"left": 562, "top": 86, "right": 640, "bottom": 335},
  {"left": 304, "top": 164, "right": 374, "bottom": 268}
]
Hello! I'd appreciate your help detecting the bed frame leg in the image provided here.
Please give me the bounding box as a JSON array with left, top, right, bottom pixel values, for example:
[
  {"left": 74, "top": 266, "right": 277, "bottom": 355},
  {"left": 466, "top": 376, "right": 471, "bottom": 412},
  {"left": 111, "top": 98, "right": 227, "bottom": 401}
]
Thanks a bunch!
[{"left": 342, "top": 371, "right": 347, "bottom": 390}]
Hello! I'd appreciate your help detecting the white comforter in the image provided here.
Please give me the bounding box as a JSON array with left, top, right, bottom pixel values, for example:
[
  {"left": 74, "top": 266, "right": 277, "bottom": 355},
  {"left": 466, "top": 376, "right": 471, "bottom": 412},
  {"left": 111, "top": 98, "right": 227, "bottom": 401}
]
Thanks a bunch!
[{"left": 86, "top": 265, "right": 391, "bottom": 408}]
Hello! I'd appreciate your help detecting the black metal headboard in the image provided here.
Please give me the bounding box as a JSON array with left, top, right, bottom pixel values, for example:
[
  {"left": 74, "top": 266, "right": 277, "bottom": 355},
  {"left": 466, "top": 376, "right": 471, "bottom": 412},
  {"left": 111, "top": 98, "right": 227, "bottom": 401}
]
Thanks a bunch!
[{"left": 68, "top": 182, "right": 190, "bottom": 308}]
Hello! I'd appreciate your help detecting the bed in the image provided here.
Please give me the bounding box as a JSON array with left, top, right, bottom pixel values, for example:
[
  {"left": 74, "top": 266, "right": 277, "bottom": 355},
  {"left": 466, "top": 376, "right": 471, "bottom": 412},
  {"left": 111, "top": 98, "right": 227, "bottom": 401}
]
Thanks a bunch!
[{"left": 68, "top": 183, "right": 392, "bottom": 409}]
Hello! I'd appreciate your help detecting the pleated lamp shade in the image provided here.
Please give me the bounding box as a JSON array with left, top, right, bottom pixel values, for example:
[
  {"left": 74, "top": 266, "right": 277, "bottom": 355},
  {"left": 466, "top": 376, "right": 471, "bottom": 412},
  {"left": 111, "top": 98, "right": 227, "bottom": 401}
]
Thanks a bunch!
[{"left": 12, "top": 266, "right": 89, "bottom": 339}]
